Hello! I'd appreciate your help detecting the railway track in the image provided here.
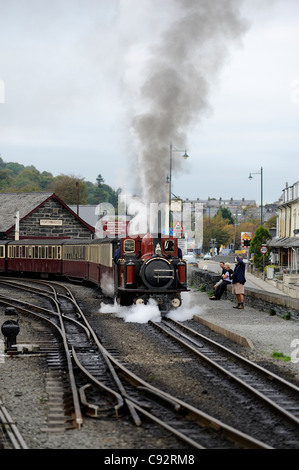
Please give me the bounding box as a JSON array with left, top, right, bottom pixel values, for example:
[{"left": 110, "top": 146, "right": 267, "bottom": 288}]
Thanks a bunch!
[
  {"left": 149, "top": 318, "right": 299, "bottom": 448},
  {"left": 0, "top": 399, "right": 28, "bottom": 449},
  {"left": 0, "top": 278, "right": 271, "bottom": 449}
]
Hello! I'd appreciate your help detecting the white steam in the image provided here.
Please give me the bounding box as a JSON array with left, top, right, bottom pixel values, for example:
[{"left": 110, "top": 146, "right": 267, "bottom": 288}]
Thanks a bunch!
[
  {"left": 99, "top": 291, "right": 206, "bottom": 324},
  {"left": 100, "top": 272, "right": 115, "bottom": 297}
]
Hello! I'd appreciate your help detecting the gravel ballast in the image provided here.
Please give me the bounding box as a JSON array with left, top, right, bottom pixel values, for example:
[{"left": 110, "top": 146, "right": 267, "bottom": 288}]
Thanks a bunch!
[{"left": 1, "top": 283, "right": 299, "bottom": 450}]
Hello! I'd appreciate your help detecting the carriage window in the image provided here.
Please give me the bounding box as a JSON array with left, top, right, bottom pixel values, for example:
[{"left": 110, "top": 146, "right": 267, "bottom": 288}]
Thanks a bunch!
[
  {"left": 164, "top": 240, "right": 175, "bottom": 252},
  {"left": 9, "top": 246, "right": 15, "bottom": 258},
  {"left": 124, "top": 239, "right": 135, "bottom": 252}
]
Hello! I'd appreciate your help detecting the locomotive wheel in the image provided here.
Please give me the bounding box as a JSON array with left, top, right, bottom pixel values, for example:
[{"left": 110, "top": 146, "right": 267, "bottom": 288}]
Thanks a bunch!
[{"left": 118, "top": 291, "right": 134, "bottom": 307}]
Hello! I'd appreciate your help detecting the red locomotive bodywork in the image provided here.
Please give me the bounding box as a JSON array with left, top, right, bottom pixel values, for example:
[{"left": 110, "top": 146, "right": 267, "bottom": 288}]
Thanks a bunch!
[{"left": 114, "top": 233, "right": 188, "bottom": 311}]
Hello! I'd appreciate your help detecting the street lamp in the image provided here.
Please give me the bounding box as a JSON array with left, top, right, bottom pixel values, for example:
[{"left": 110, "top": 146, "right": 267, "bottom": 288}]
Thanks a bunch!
[
  {"left": 168, "top": 142, "right": 189, "bottom": 232},
  {"left": 248, "top": 166, "right": 263, "bottom": 226}
]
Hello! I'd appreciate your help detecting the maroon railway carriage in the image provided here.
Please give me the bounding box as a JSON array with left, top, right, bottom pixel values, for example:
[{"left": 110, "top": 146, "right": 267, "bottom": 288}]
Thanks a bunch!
[
  {"left": 0, "top": 241, "right": 10, "bottom": 273},
  {"left": 61, "top": 238, "right": 117, "bottom": 292},
  {"left": 61, "top": 239, "right": 91, "bottom": 281},
  {"left": 88, "top": 238, "right": 117, "bottom": 289},
  {"left": 6, "top": 239, "right": 63, "bottom": 276}
]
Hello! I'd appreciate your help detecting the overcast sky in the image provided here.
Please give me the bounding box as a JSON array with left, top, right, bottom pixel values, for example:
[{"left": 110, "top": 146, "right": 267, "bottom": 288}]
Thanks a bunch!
[{"left": 0, "top": 0, "right": 298, "bottom": 206}]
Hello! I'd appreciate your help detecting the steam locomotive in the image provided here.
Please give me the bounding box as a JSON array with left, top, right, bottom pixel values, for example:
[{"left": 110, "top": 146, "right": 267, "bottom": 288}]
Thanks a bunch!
[{"left": 0, "top": 233, "right": 188, "bottom": 314}]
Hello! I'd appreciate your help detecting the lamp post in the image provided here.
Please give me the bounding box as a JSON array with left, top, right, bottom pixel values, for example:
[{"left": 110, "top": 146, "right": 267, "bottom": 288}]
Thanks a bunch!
[
  {"left": 168, "top": 142, "right": 189, "bottom": 232},
  {"left": 248, "top": 166, "right": 263, "bottom": 226}
]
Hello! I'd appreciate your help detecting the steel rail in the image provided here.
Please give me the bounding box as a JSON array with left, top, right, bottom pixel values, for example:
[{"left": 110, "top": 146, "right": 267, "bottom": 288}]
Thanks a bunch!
[
  {"left": 0, "top": 280, "right": 271, "bottom": 449},
  {"left": 0, "top": 399, "right": 28, "bottom": 449},
  {"left": 169, "top": 318, "right": 299, "bottom": 394},
  {"left": 153, "top": 319, "right": 299, "bottom": 429},
  {"left": 71, "top": 346, "right": 124, "bottom": 417},
  {"left": 60, "top": 287, "right": 271, "bottom": 449},
  {"left": 0, "top": 290, "right": 83, "bottom": 428}
]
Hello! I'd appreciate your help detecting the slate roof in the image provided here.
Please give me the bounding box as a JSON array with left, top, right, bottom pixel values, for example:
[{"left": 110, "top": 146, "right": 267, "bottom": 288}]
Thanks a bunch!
[
  {"left": 0, "top": 192, "right": 54, "bottom": 232},
  {"left": 0, "top": 192, "right": 95, "bottom": 234}
]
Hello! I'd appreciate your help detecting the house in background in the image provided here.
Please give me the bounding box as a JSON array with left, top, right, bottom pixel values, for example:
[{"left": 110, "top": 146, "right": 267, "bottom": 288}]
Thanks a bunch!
[
  {"left": 267, "top": 181, "right": 299, "bottom": 298},
  {"left": 269, "top": 181, "right": 299, "bottom": 271}
]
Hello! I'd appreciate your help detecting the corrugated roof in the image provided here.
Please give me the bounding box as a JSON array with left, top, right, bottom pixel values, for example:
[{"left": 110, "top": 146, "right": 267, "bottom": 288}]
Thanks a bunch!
[
  {"left": 69, "top": 205, "right": 98, "bottom": 228},
  {"left": 269, "top": 237, "right": 299, "bottom": 248},
  {"left": 0, "top": 192, "right": 53, "bottom": 232}
]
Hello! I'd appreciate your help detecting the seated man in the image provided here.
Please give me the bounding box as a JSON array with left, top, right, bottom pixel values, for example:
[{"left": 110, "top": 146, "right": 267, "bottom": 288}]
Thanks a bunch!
[{"left": 209, "top": 262, "right": 233, "bottom": 300}]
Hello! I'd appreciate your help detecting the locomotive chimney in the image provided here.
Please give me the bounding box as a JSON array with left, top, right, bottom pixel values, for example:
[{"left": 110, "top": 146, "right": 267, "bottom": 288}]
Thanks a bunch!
[{"left": 153, "top": 210, "right": 162, "bottom": 255}]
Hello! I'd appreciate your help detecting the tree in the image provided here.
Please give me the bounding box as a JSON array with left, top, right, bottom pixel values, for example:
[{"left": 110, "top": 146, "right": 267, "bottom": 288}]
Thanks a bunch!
[
  {"left": 0, "top": 169, "right": 13, "bottom": 189},
  {"left": 6, "top": 161, "right": 25, "bottom": 175},
  {"left": 87, "top": 174, "right": 120, "bottom": 206},
  {"left": 216, "top": 207, "right": 235, "bottom": 224},
  {"left": 264, "top": 215, "right": 277, "bottom": 230},
  {"left": 13, "top": 168, "right": 42, "bottom": 191},
  {"left": 203, "top": 214, "right": 234, "bottom": 252},
  {"left": 96, "top": 174, "right": 105, "bottom": 186},
  {"left": 250, "top": 226, "right": 272, "bottom": 269},
  {"left": 50, "top": 175, "right": 88, "bottom": 204},
  {"left": 40, "top": 171, "right": 54, "bottom": 189}
]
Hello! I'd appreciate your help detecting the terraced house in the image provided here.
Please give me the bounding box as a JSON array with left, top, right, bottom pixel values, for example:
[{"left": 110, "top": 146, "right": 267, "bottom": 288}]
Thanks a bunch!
[{"left": 268, "top": 181, "right": 299, "bottom": 297}]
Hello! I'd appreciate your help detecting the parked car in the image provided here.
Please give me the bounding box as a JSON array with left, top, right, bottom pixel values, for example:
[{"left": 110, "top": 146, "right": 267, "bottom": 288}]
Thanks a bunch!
[
  {"left": 183, "top": 254, "right": 198, "bottom": 268},
  {"left": 203, "top": 253, "right": 212, "bottom": 260}
]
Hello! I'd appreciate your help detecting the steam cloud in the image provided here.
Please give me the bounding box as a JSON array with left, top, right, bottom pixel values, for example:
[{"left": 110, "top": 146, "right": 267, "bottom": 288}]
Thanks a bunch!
[
  {"left": 99, "top": 292, "right": 205, "bottom": 323},
  {"left": 119, "top": 0, "right": 249, "bottom": 206}
]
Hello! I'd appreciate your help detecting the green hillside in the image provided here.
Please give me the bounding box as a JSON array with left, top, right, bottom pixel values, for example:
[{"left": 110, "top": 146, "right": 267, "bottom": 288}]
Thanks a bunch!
[{"left": 0, "top": 157, "right": 120, "bottom": 206}]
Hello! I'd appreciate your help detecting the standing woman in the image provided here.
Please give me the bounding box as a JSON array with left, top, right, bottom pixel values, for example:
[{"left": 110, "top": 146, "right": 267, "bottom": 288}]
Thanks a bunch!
[{"left": 232, "top": 256, "right": 246, "bottom": 309}]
